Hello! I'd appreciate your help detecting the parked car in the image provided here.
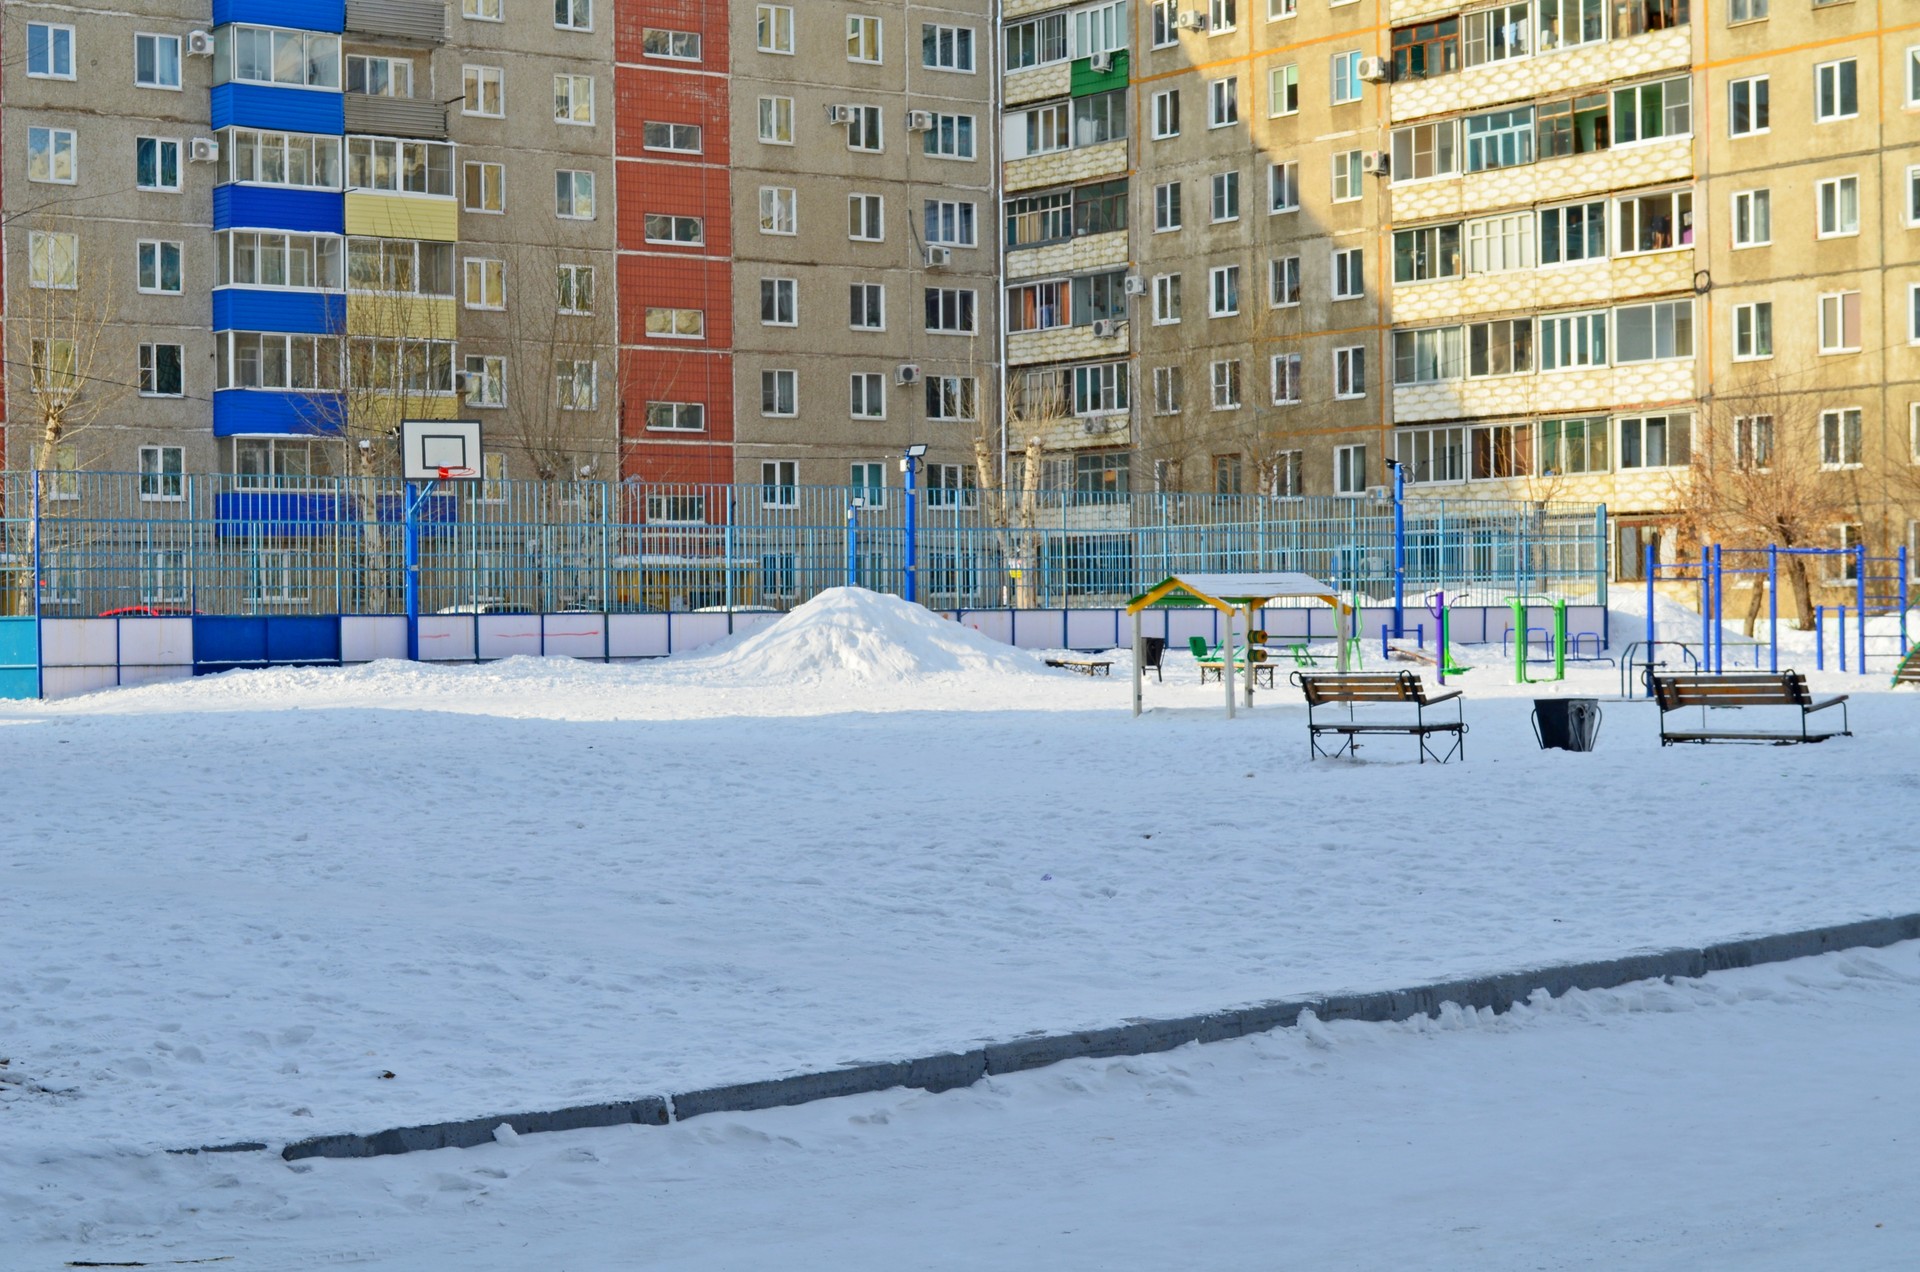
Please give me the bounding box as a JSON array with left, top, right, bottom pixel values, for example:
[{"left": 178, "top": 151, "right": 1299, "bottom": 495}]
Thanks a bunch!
[{"left": 98, "top": 606, "right": 201, "bottom": 618}]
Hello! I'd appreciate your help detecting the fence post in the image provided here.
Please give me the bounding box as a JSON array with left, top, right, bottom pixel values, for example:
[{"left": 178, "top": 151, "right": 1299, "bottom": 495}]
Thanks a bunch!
[
  {"left": 1838, "top": 605, "right": 1847, "bottom": 672},
  {"left": 1856, "top": 541, "right": 1868, "bottom": 675},
  {"left": 1816, "top": 606, "right": 1825, "bottom": 671},
  {"left": 31, "top": 470, "right": 43, "bottom": 700},
  {"left": 1767, "top": 544, "right": 1778, "bottom": 674}
]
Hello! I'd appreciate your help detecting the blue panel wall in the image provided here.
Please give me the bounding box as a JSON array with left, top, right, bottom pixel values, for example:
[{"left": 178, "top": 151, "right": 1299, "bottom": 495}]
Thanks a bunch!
[
  {"left": 213, "top": 0, "right": 347, "bottom": 30},
  {"left": 193, "top": 616, "right": 344, "bottom": 673},
  {"left": 213, "top": 288, "right": 344, "bottom": 335},
  {"left": 211, "top": 83, "right": 344, "bottom": 134},
  {"left": 215, "top": 184, "right": 344, "bottom": 235},
  {"left": 268, "top": 617, "right": 342, "bottom": 664},
  {"left": 213, "top": 389, "right": 343, "bottom": 437},
  {"left": 0, "top": 618, "right": 39, "bottom": 700}
]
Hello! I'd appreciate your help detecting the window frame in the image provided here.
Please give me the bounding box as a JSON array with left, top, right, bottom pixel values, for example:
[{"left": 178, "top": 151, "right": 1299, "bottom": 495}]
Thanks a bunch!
[
  {"left": 134, "top": 33, "right": 184, "bottom": 90},
  {"left": 27, "top": 23, "right": 77, "bottom": 80},
  {"left": 1732, "top": 300, "right": 1774, "bottom": 361}
]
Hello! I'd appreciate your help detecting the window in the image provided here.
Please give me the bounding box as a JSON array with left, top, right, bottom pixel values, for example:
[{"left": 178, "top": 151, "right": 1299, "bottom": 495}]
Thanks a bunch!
[
  {"left": 214, "top": 332, "right": 344, "bottom": 391},
  {"left": 1269, "top": 65, "right": 1299, "bottom": 116},
  {"left": 465, "top": 0, "right": 503, "bottom": 19},
  {"left": 1817, "top": 176, "right": 1859, "bottom": 237},
  {"left": 1613, "top": 77, "right": 1691, "bottom": 144},
  {"left": 1831, "top": 525, "right": 1864, "bottom": 581},
  {"left": 1331, "top": 248, "right": 1365, "bottom": 300},
  {"left": 551, "top": 359, "right": 596, "bottom": 410},
  {"left": 346, "top": 137, "right": 454, "bottom": 194},
  {"left": 30, "top": 344, "right": 79, "bottom": 412},
  {"left": 136, "top": 137, "right": 181, "bottom": 192},
  {"left": 1392, "top": 19, "right": 1460, "bottom": 82},
  {"left": 1535, "top": 94, "right": 1609, "bottom": 159},
  {"left": 1815, "top": 59, "right": 1858, "bottom": 122},
  {"left": 846, "top": 105, "right": 884, "bottom": 152},
  {"left": 554, "top": 0, "right": 592, "bottom": 32},
  {"left": 847, "top": 15, "right": 883, "bottom": 63},
  {"left": 556, "top": 264, "right": 593, "bottom": 315},
  {"left": 647, "top": 401, "right": 706, "bottom": 432},
  {"left": 1616, "top": 190, "right": 1692, "bottom": 254},
  {"left": 138, "top": 346, "right": 184, "bottom": 398},
  {"left": 760, "top": 462, "right": 799, "bottom": 507},
  {"left": 1332, "top": 150, "right": 1363, "bottom": 201},
  {"left": 1007, "top": 281, "right": 1064, "bottom": 334},
  {"left": 1153, "top": 366, "right": 1184, "bottom": 415},
  {"left": 345, "top": 238, "right": 455, "bottom": 298},
  {"left": 923, "top": 23, "right": 975, "bottom": 71},
  {"left": 348, "top": 55, "right": 413, "bottom": 97},
  {"left": 1729, "top": 76, "right": 1769, "bottom": 137},
  {"left": 465, "top": 65, "right": 504, "bottom": 116},
  {"left": 1730, "top": 301, "right": 1774, "bottom": 361},
  {"left": 1540, "top": 201, "right": 1606, "bottom": 264},
  {"left": 1334, "top": 346, "right": 1367, "bottom": 398},
  {"left": 923, "top": 113, "right": 976, "bottom": 160},
  {"left": 1613, "top": 0, "right": 1689, "bottom": 37},
  {"left": 645, "top": 307, "right": 704, "bottom": 339},
  {"left": 642, "top": 121, "right": 702, "bottom": 153},
  {"left": 1394, "top": 326, "right": 1465, "bottom": 384},
  {"left": 644, "top": 213, "right": 702, "bottom": 245},
  {"left": 554, "top": 75, "right": 594, "bottom": 125},
  {"left": 1211, "top": 170, "right": 1240, "bottom": 221},
  {"left": 1818, "top": 291, "right": 1862, "bottom": 353},
  {"left": 1733, "top": 415, "right": 1772, "bottom": 470},
  {"left": 1070, "top": 455, "right": 1129, "bottom": 509},
  {"left": 1213, "top": 454, "right": 1245, "bottom": 496},
  {"left": 1394, "top": 224, "right": 1461, "bottom": 283},
  {"left": 1269, "top": 0, "right": 1299, "bottom": 18},
  {"left": 1910, "top": 46, "right": 1920, "bottom": 106},
  {"left": 761, "top": 277, "right": 797, "bottom": 326},
  {"left": 1209, "top": 266, "right": 1240, "bottom": 316},
  {"left": 1270, "top": 256, "right": 1301, "bottom": 306},
  {"left": 28, "top": 231, "right": 78, "bottom": 289},
  {"left": 137, "top": 241, "right": 183, "bottom": 294},
  {"left": 926, "top": 376, "right": 978, "bottom": 420},
  {"left": 219, "top": 129, "right": 343, "bottom": 189},
  {"left": 1540, "top": 310, "right": 1608, "bottom": 369},
  {"left": 848, "top": 193, "right": 884, "bottom": 241},
  {"left": 1152, "top": 89, "right": 1181, "bottom": 139},
  {"left": 851, "top": 464, "right": 888, "bottom": 508},
  {"left": 761, "top": 186, "right": 797, "bottom": 235},
  {"left": 1268, "top": 163, "right": 1299, "bottom": 213},
  {"left": 1468, "top": 318, "right": 1534, "bottom": 376},
  {"left": 1334, "top": 445, "right": 1369, "bottom": 494},
  {"left": 215, "top": 26, "right": 340, "bottom": 88},
  {"left": 1007, "top": 12, "right": 1070, "bottom": 67},
  {"left": 925, "top": 200, "right": 977, "bottom": 247},
  {"left": 29, "top": 127, "right": 77, "bottom": 184},
  {"left": 1210, "top": 359, "right": 1243, "bottom": 409},
  {"left": 1271, "top": 354, "right": 1303, "bottom": 404},
  {"left": 1211, "top": 0, "right": 1240, "bottom": 29},
  {"left": 925, "top": 287, "right": 977, "bottom": 334},
  {"left": 27, "top": 24, "right": 75, "bottom": 79},
  {"left": 758, "top": 5, "right": 794, "bottom": 54},
  {"left": 1536, "top": 0, "right": 1604, "bottom": 50},
  {"left": 1152, "top": 273, "right": 1182, "bottom": 324},
  {"left": 760, "top": 371, "right": 798, "bottom": 417},
  {"left": 758, "top": 96, "right": 795, "bottom": 144},
  {"left": 554, "top": 170, "right": 595, "bottom": 219},
  {"left": 139, "top": 446, "right": 185, "bottom": 500},
  {"left": 850, "top": 283, "right": 885, "bottom": 329},
  {"left": 463, "top": 161, "right": 505, "bottom": 212},
  {"left": 1614, "top": 300, "right": 1692, "bottom": 363},
  {"left": 1331, "top": 51, "right": 1363, "bottom": 104},
  {"left": 1073, "top": 362, "right": 1129, "bottom": 414},
  {"left": 1617, "top": 414, "right": 1691, "bottom": 469},
  {"left": 1733, "top": 189, "right": 1771, "bottom": 246},
  {"left": 1730, "top": 0, "right": 1766, "bottom": 18},
  {"left": 1396, "top": 427, "right": 1466, "bottom": 484},
  {"left": 1155, "top": 181, "right": 1182, "bottom": 231},
  {"left": 1464, "top": 3, "right": 1530, "bottom": 65},
  {"left": 1150, "top": 0, "right": 1179, "bottom": 46},
  {"left": 1210, "top": 77, "right": 1240, "bottom": 127},
  {"left": 850, "top": 373, "right": 886, "bottom": 419},
  {"left": 218, "top": 231, "right": 344, "bottom": 289},
  {"left": 1391, "top": 121, "right": 1459, "bottom": 182},
  {"left": 463, "top": 355, "right": 506, "bottom": 408},
  {"left": 1464, "top": 108, "right": 1533, "bottom": 172},
  {"left": 135, "top": 34, "right": 182, "bottom": 89},
  {"left": 1466, "top": 212, "right": 1534, "bottom": 272},
  {"left": 643, "top": 28, "right": 702, "bottom": 60}
]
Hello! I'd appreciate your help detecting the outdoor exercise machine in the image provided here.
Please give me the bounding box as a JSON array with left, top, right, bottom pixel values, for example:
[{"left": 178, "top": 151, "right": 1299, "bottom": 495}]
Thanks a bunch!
[{"left": 1506, "top": 595, "right": 1566, "bottom": 684}]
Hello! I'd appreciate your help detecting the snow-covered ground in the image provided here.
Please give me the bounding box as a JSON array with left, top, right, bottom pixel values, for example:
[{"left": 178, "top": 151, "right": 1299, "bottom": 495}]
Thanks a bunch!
[
  {"left": 9, "top": 943, "right": 1920, "bottom": 1270},
  {"left": 4, "top": 588, "right": 1917, "bottom": 1168}
]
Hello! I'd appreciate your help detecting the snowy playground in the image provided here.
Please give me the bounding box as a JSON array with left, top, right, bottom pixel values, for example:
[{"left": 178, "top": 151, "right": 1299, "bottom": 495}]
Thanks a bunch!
[{"left": 5, "top": 586, "right": 1920, "bottom": 1268}]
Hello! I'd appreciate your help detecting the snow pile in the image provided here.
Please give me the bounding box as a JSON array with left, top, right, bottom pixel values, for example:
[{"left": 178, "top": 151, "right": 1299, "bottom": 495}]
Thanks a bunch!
[{"left": 679, "top": 587, "right": 1056, "bottom": 685}]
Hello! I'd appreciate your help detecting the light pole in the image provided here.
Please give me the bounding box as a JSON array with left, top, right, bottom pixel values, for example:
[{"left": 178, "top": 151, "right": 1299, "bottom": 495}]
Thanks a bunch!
[
  {"left": 846, "top": 496, "right": 866, "bottom": 588},
  {"left": 901, "top": 443, "right": 927, "bottom": 604},
  {"left": 1384, "top": 457, "right": 1407, "bottom": 639}
]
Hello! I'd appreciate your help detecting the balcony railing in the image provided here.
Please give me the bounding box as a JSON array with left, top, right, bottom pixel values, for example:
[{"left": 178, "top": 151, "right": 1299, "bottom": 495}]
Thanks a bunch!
[{"left": 345, "top": 0, "right": 448, "bottom": 43}]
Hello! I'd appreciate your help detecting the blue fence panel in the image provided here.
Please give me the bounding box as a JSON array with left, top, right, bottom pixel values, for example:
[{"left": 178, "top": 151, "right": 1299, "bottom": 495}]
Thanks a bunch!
[{"left": 0, "top": 618, "right": 38, "bottom": 699}]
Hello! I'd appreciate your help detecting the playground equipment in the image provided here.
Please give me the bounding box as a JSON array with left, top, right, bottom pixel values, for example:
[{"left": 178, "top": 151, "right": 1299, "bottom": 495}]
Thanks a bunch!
[
  {"left": 1424, "top": 590, "right": 1471, "bottom": 685},
  {"left": 1507, "top": 595, "right": 1566, "bottom": 684}
]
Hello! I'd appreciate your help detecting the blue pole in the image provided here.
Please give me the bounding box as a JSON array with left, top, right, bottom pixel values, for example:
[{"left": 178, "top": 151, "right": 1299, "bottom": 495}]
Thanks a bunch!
[
  {"left": 1767, "top": 544, "right": 1778, "bottom": 674},
  {"left": 1816, "top": 606, "right": 1825, "bottom": 671},
  {"left": 1712, "top": 545, "right": 1724, "bottom": 675},
  {"left": 1391, "top": 460, "right": 1406, "bottom": 637},
  {"left": 1699, "top": 546, "right": 1710, "bottom": 672},
  {"left": 1838, "top": 605, "right": 1847, "bottom": 672},
  {"left": 1902, "top": 546, "right": 1911, "bottom": 653},
  {"left": 31, "top": 470, "right": 43, "bottom": 700},
  {"left": 404, "top": 480, "right": 422, "bottom": 662},
  {"left": 846, "top": 501, "right": 858, "bottom": 588},
  {"left": 1856, "top": 541, "right": 1868, "bottom": 675},
  {"left": 903, "top": 454, "right": 920, "bottom": 604},
  {"left": 1645, "top": 541, "right": 1655, "bottom": 650}
]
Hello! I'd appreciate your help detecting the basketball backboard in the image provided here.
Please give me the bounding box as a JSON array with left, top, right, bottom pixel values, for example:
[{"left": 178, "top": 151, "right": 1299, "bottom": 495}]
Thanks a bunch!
[{"left": 401, "top": 419, "right": 483, "bottom": 481}]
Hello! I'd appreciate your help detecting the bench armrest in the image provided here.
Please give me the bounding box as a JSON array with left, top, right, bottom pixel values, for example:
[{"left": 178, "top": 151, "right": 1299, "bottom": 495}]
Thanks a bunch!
[
  {"left": 1805, "top": 695, "right": 1849, "bottom": 713},
  {"left": 1423, "top": 689, "right": 1463, "bottom": 706}
]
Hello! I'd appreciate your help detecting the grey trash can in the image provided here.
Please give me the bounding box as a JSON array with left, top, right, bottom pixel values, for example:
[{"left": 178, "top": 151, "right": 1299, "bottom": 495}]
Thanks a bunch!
[{"left": 1533, "top": 698, "right": 1602, "bottom": 751}]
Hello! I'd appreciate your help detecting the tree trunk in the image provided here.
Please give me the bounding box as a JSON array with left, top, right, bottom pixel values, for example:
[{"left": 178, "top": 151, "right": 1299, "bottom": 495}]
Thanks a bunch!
[
  {"left": 1014, "top": 436, "right": 1042, "bottom": 609},
  {"left": 1742, "top": 576, "right": 1765, "bottom": 637},
  {"left": 1786, "top": 556, "right": 1815, "bottom": 631}
]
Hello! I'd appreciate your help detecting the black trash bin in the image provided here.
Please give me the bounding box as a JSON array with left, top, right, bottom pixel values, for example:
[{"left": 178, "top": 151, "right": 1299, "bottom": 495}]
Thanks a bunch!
[{"left": 1533, "top": 698, "right": 1602, "bottom": 751}]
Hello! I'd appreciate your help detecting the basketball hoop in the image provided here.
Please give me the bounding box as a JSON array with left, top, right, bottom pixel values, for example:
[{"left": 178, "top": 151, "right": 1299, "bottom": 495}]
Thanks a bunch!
[{"left": 436, "top": 465, "right": 477, "bottom": 481}]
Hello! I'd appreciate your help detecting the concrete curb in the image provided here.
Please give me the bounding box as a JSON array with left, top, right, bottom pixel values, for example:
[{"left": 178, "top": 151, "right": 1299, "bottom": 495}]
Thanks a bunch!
[{"left": 270, "top": 911, "right": 1920, "bottom": 1162}]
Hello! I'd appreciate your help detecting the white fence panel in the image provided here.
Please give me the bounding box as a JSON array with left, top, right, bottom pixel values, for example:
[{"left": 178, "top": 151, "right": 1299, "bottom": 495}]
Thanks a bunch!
[
  {"left": 1064, "top": 610, "right": 1122, "bottom": 651},
  {"left": 342, "top": 617, "right": 408, "bottom": 663},
  {"left": 608, "top": 614, "right": 668, "bottom": 659},
  {"left": 117, "top": 618, "right": 193, "bottom": 666},
  {"left": 40, "top": 619, "right": 117, "bottom": 668},
  {"left": 417, "top": 615, "right": 477, "bottom": 661},
  {"left": 542, "top": 614, "right": 607, "bottom": 659}
]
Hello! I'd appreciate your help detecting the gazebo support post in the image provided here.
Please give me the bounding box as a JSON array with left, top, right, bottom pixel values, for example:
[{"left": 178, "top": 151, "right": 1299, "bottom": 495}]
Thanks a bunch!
[{"left": 1130, "top": 608, "right": 1143, "bottom": 718}]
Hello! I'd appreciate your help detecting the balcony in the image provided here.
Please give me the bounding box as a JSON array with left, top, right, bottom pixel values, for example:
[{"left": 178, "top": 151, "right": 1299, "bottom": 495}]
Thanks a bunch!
[
  {"left": 343, "top": 93, "right": 447, "bottom": 139},
  {"left": 345, "top": 0, "right": 448, "bottom": 43}
]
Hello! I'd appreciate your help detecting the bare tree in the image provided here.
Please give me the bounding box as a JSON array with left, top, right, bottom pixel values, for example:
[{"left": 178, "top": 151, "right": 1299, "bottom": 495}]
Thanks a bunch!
[{"left": 496, "top": 241, "right": 617, "bottom": 484}]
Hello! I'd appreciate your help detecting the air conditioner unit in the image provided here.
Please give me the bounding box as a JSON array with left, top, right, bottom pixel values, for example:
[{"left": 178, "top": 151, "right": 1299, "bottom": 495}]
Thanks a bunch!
[
  {"left": 1176, "top": 11, "right": 1209, "bottom": 30},
  {"left": 186, "top": 29, "right": 214, "bottom": 56},
  {"left": 188, "top": 137, "right": 219, "bottom": 163},
  {"left": 1360, "top": 150, "right": 1389, "bottom": 176},
  {"left": 1365, "top": 485, "right": 1391, "bottom": 503},
  {"left": 895, "top": 363, "right": 922, "bottom": 385},
  {"left": 1357, "top": 56, "right": 1389, "bottom": 83},
  {"left": 1082, "top": 417, "right": 1113, "bottom": 436},
  {"left": 1091, "top": 319, "right": 1122, "bottom": 338},
  {"left": 826, "top": 104, "right": 856, "bottom": 125},
  {"left": 1089, "top": 51, "right": 1113, "bottom": 73},
  {"left": 1122, "top": 274, "right": 1146, "bottom": 296},
  {"left": 923, "top": 245, "right": 953, "bottom": 269},
  {"left": 905, "top": 110, "right": 935, "bottom": 132}
]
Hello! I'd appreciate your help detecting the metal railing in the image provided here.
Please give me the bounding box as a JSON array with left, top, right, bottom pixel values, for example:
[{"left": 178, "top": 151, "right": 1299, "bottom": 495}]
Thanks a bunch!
[{"left": 0, "top": 472, "right": 1608, "bottom": 617}]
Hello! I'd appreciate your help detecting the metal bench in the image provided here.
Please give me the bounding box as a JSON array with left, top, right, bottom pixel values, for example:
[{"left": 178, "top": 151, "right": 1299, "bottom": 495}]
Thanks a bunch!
[
  {"left": 1650, "top": 671, "right": 1850, "bottom": 745},
  {"left": 1293, "top": 671, "right": 1466, "bottom": 764}
]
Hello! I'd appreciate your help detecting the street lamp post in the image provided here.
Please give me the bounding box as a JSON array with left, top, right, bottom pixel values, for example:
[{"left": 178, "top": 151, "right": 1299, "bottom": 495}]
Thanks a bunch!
[{"left": 902, "top": 443, "right": 927, "bottom": 604}]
